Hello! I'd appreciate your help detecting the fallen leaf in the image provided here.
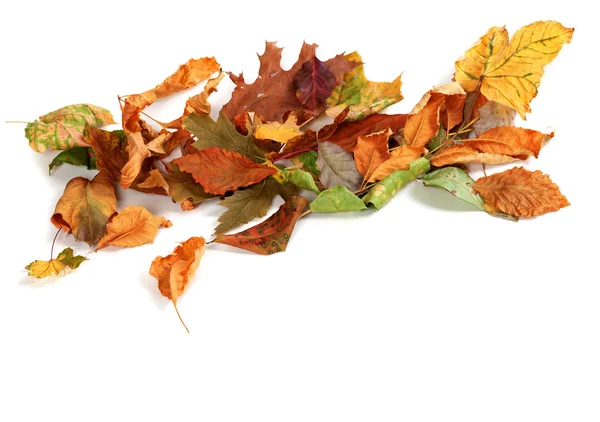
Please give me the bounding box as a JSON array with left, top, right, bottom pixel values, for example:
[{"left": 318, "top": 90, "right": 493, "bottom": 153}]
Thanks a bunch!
[
  {"left": 310, "top": 185, "right": 366, "bottom": 212},
  {"left": 87, "top": 127, "right": 128, "bottom": 183},
  {"left": 473, "top": 167, "right": 570, "bottom": 217},
  {"left": 214, "top": 196, "right": 308, "bottom": 255},
  {"left": 137, "top": 169, "right": 169, "bottom": 192},
  {"left": 120, "top": 132, "right": 152, "bottom": 189},
  {"left": 149, "top": 236, "right": 206, "bottom": 332},
  {"left": 288, "top": 169, "right": 320, "bottom": 194},
  {"left": 51, "top": 172, "right": 117, "bottom": 245},
  {"left": 25, "top": 248, "right": 86, "bottom": 279},
  {"left": 255, "top": 114, "right": 302, "bottom": 144},
  {"left": 462, "top": 126, "right": 551, "bottom": 157},
  {"left": 49, "top": 147, "right": 96, "bottom": 174},
  {"left": 326, "top": 113, "right": 408, "bottom": 151},
  {"left": 363, "top": 158, "right": 430, "bottom": 209},
  {"left": 368, "top": 146, "right": 424, "bottom": 182},
  {"left": 222, "top": 42, "right": 358, "bottom": 122},
  {"left": 354, "top": 129, "right": 392, "bottom": 182},
  {"left": 470, "top": 100, "right": 516, "bottom": 138},
  {"left": 174, "top": 147, "right": 277, "bottom": 195},
  {"left": 25, "top": 104, "right": 115, "bottom": 152},
  {"left": 96, "top": 205, "right": 172, "bottom": 250},
  {"left": 290, "top": 150, "right": 320, "bottom": 176},
  {"left": 326, "top": 52, "right": 403, "bottom": 121},
  {"left": 430, "top": 145, "right": 518, "bottom": 167},
  {"left": 163, "top": 165, "right": 215, "bottom": 207},
  {"left": 317, "top": 141, "right": 363, "bottom": 191},
  {"left": 455, "top": 21, "right": 573, "bottom": 118},
  {"left": 294, "top": 56, "right": 337, "bottom": 110},
  {"left": 421, "top": 167, "right": 485, "bottom": 210}
]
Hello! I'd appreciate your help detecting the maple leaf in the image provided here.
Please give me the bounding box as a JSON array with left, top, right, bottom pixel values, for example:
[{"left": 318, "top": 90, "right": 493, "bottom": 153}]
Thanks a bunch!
[
  {"left": 25, "top": 248, "right": 86, "bottom": 279},
  {"left": 25, "top": 104, "right": 115, "bottom": 152},
  {"left": 222, "top": 42, "right": 358, "bottom": 122},
  {"left": 310, "top": 185, "right": 366, "bottom": 213},
  {"left": 163, "top": 165, "right": 216, "bottom": 208},
  {"left": 96, "top": 206, "right": 172, "bottom": 250},
  {"left": 326, "top": 52, "right": 403, "bottom": 121},
  {"left": 421, "top": 167, "right": 485, "bottom": 210},
  {"left": 368, "top": 146, "right": 424, "bottom": 182},
  {"left": 149, "top": 236, "right": 206, "bottom": 332},
  {"left": 326, "top": 113, "right": 408, "bottom": 152},
  {"left": 294, "top": 56, "right": 337, "bottom": 111},
  {"left": 255, "top": 114, "right": 302, "bottom": 144},
  {"left": 49, "top": 147, "right": 96, "bottom": 174},
  {"left": 51, "top": 172, "right": 117, "bottom": 245},
  {"left": 455, "top": 21, "right": 573, "bottom": 118},
  {"left": 214, "top": 177, "right": 296, "bottom": 235},
  {"left": 214, "top": 196, "right": 308, "bottom": 255},
  {"left": 354, "top": 129, "right": 392, "bottom": 182},
  {"left": 184, "top": 112, "right": 266, "bottom": 161},
  {"left": 404, "top": 83, "right": 466, "bottom": 148},
  {"left": 317, "top": 141, "right": 363, "bottom": 191},
  {"left": 174, "top": 147, "right": 276, "bottom": 195},
  {"left": 472, "top": 167, "right": 570, "bottom": 217}
]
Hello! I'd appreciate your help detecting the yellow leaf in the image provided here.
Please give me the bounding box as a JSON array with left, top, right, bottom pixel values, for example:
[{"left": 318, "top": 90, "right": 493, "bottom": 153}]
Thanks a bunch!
[
  {"left": 25, "top": 248, "right": 86, "bottom": 279},
  {"left": 455, "top": 21, "right": 573, "bottom": 118},
  {"left": 255, "top": 114, "right": 302, "bottom": 144},
  {"left": 96, "top": 205, "right": 172, "bottom": 250}
]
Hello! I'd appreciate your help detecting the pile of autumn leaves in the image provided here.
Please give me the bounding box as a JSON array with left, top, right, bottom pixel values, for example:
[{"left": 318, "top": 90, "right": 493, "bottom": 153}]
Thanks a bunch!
[{"left": 23, "top": 20, "right": 573, "bottom": 330}]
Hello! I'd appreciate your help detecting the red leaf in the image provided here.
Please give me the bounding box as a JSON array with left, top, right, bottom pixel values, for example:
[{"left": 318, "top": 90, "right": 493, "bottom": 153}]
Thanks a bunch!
[
  {"left": 326, "top": 113, "right": 408, "bottom": 152},
  {"left": 294, "top": 57, "right": 336, "bottom": 110},
  {"left": 213, "top": 196, "right": 308, "bottom": 255},
  {"left": 173, "top": 147, "right": 277, "bottom": 195}
]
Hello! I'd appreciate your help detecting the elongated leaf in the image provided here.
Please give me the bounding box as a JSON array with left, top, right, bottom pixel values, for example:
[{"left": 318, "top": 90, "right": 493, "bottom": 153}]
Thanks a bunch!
[
  {"left": 363, "top": 158, "right": 430, "bottom": 209},
  {"left": 49, "top": 147, "right": 96, "bottom": 174},
  {"left": 326, "top": 113, "right": 408, "bottom": 151},
  {"left": 310, "top": 185, "right": 366, "bottom": 213},
  {"left": 421, "top": 167, "right": 485, "bottom": 210},
  {"left": 214, "top": 196, "right": 308, "bottom": 255},
  {"left": 317, "top": 141, "right": 362, "bottom": 191}
]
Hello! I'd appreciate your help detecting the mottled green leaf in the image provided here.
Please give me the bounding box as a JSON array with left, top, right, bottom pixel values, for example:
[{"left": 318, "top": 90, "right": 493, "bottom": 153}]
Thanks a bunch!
[
  {"left": 49, "top": 147, "right": 97, "bottom": 174},
  {"left": 291, "top": 150, "right": 320, "bottom": 176},
  {"left": 310, "top": 185, "right": 366, "bottom": 213},
  {"left": 421, "top": 167, "right": 485, "bottom": 210},
  {"left": 25, "top": 248, "right": 87, "bottom": 279},
  {"left": 289, "top": 169, "right": 320, "bottom": 193},
  {"left": 363, "top": 158, "right": 430, "bottom": 209},
  {"left": 25, "top": 104, "right": 115, "bottom": 153},
  {"left": 317, "top": 141, "right": 362, "bottom": 191},
  {"left": 326, "top": 52, "right": 403, "bottom": 121},
  {"left": 184, "top": 112, "right": 265, "bottom": 162}
]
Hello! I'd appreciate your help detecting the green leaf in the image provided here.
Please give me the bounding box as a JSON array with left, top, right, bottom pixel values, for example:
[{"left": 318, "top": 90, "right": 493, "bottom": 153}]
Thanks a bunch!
[
  {"left": 310, "top": 185, "right": 367, "bottom": 213},
  {"left": 292, "top": 150, "right": 320, "bottom": 176},
  {"left": 25, "top": 247, "right": 87, "bottom": 279},
  {"left": 421, "top": 167, "right": 485, "bottom": 210},
  {"left": 184, "top": 112, "right": 265, "bottom": 162},
  {"left": 326, "top": 52, "right": 403, "bottom": 121},
  {"left": 426, "top": 124, "right": 446, "bottom": 152},
  {"left": 289, "top": 169, "right": 320, "bottom": 193},
  {"left": 363, "top": 158, "right": 430, "bottom": 209},
  {"left": 317, "top": 141, "right": 362, "bottom": 191},
  {"left": 25, "top": 104, "right": 115, "bottom": 153},
  {"left": 49, "top": 147, "right": 97, "bottom": 174}
]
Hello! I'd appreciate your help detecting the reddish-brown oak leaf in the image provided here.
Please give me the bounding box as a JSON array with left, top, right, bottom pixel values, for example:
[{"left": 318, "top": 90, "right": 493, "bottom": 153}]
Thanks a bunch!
[
  {"left": 51, "top": 172, "right": 117, "bottom": 245},
  {"left": 326, "top": 113, "right": 408, "bottom": 152},
  {"left": 174, "top": 147, "right": 277, "bottom": 195},
  {"left": 222, "top": 42, "right": 357, "bottom": 123},
  {"left": 214, "top": 196, "right": 308, "bottom": 255},
  {"left": 473, "top": 167, "right": 570, "bottom": 217}
]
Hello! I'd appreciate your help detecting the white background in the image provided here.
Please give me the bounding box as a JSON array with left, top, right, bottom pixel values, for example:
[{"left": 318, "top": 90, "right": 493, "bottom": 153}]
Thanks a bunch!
[{"left": 0, "top": 1, "right": 598, "bottom": 421}]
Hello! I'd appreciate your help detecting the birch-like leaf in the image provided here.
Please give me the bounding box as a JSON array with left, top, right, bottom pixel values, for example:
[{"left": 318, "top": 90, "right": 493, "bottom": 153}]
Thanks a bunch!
[
  {"left": 310, "top": 185, "right": 366, "bottom": 213},
  {"left": 421, "top": 167, "right": 485, "bottom": 210}
]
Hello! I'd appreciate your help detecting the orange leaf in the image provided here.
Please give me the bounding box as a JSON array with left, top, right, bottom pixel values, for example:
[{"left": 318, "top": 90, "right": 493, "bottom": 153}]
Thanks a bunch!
[
  {"left": 149, "top": 236, "right": 206, "bottom": 333},
  {"left": 404, "top": 83, "right": 466, "bottom": 148},
  {"left": 51, "top": 172, "right": 117, "bottom": 245},
  {"left": 368, "top": 146, "right": 424, "bottom": 182},
  {"left": 354, "top": 129, "right": 392, "bottom": 181},
  {"left": 473, "top": 167, "right": 570, "bottom": 217},
  {"left": 120, "top": 132, "right": 151, "bottom": 189},
  {"left": 137, "top": 169, "right": 169, "bottom": 192},
  {"left": 174, "top": 147, "right": 277, "bottom": 195},
  {"left": 430, "top": 145, "right": 518, "bottom": 167},
  {"left": 327, "top": 113, "right": 408, "bottom": 152},
  {"left": 462, "top": 126, "right": 552, "bottom": 158},
  {"left": 96, "top": 205, "right": 172, "bottom": 250}
]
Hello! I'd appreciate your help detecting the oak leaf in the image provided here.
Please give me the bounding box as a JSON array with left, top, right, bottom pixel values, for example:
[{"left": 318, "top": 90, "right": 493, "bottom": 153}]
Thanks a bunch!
[
  {"left": 214, "top": 196, "right": 308, "bottom": 255},
  {"left": 326, "top": 113, "right": 408, "bottom": 152},
  {"left": 174, "top": 147, "right": 277, "bottom": 195},
  {"left": 473, "top": 167, "right": 570, "bottom": 217},
  {"left": 368, "top": 146, "right": 424, "bottom": 182},
  {"left": 149, "top": 236, "right": 206, "bottom": 332},
  {"left": 222, "top": 42, "right": 358, "bottom": 122},
  {"left": 455, "top": 21, "right": 573, "bottom": 118},
  {"left": 326, "top": 52, "right": 403, "bottom": 121},
  {"left": 96, "top": 206, "right": 172, "bottom": 250},
  {"left": 317, "top": 141, "right": 363, "bottom": 191},
  {"left": 51, "top": 172, "right": 117, "bottom": 245},
  {"left": 25, "top": 248, "right": 86, "bottom": 279},
  {"left": 354, "top": 129, "right": 392, "bottom": 182}
]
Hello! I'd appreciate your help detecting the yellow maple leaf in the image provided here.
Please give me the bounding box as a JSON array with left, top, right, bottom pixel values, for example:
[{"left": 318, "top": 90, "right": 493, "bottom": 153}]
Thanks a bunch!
[
  {"left": 255, "top": 115, "right": 302, "bottom": 144},
  {"left": 455, "top": 21, "right": 573, "bottom": 118}
]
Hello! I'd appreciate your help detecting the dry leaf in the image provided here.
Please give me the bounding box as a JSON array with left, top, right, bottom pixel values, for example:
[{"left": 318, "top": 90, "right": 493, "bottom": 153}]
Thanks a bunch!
[
  {"left": 473, "top": 167, "right": 570, "bottom": 217},
  {"left": 96, "top": 205, "right": 172, "bottom": 250},
  {"left": 326, "top": 113, "right": 408, "bottom": 152},
  {"left": 25, "top": 248, "right": 86, "bottom": 279},
  {"left": 354, "top": 129, "right": 392, "bottom": 182},
  {"left": 255, "top": 114, "right": 302, "bottom": 144},
  {"left": 430, "top": 145, "right": 518, "bottom": 167},
  {"left": 368, "top": 146, "right": 424, "bottom": 182},
  {"left": 120, "top": 132, "right": 151, "bottom": 189},
  {"left": 137, "top": 169, "right": 169, "bottom": 192}
]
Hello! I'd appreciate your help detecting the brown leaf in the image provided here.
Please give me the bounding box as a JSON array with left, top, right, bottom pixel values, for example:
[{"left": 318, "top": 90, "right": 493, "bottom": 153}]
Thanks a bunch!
[
  {"left": 120, "top": 132, "right": 151, "bottom": 189},
  {"left": 430, "top": 145, "right": 518, "bottom": 167},
  {"left": 214, "top": 196, "right": 308, "bottom": 255},
  {"left": 294, "top": 56, "right": 337, "bottom": 110},
  {"left": 51, "top": 172, "right": 117, "bottom": 245},
  {"left": 87, "top": 127, "right": 128, "bottom": 183},
  {"left": 368, "top": 146, "right": 424, "bottom": 182},
  {"left": 473, "top": 167, "right": 570, "bottom": 217},
  {"left": 96, "top": 205, "right": 172, "bottom": 250},
  {"left": 462, "top": 126, "right": 551, "bottom": 158},
  {"left": 174, "top": 147, "right": 277, "bottom": 195},
  {"left": 354, "top": 129, "right": 392, "bottom": 181},
  {"left": 326, "top": 113, "right": 408, "bottom": 152},
  {"left": 137, "top": 169, "right": 169, "bottom": 192},
  {"left": 149, "top": 236, "right": 206, "bottom": 333},
  {"left": 222, "top": 42, "right": 358, "bottom": 123}
]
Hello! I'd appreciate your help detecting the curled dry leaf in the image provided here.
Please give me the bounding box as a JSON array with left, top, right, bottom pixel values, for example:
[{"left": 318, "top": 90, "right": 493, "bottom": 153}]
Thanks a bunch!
[
  {"left": 137, "top": 169, "right": 169, "bottom": 192},
  {"left": 120, "top": 132, "right": 152, "bottom": 189},
  {"left": 25, "top": 248, "right": 86, "bottom": 279},
  {"left": 354, "top": 129, "right": 392, "bottom": 182},
  {"left": 149, "top": 236, "right": 206, "bottom": 333},
  {"left": 473, "top": 167, "right": 570, "bottom": 217},
  {"left": 96, "top": 205, "right": 172, "bottom": 250},
  {"left": 51, "top": 172, "right": 117, "bottom": 245}
]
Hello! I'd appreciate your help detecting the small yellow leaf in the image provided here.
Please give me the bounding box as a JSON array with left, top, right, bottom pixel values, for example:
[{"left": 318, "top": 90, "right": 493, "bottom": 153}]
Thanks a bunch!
[
  {"left": 255, "top": 115, "right": 302, "bottom": 144},
  {"left": 25, "top": 248, "right": 86, "bottom": 279}
]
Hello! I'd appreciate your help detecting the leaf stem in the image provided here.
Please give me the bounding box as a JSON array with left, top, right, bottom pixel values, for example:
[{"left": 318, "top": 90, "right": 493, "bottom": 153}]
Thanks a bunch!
[
  {"left": 173, "top": 300, "right": 190, "bottom": 333},
  {"left": 5, "top": 121, "right": 30, "bottom": 124},
  {"left": 300, "top": 209, "right": 312, "bottom": 219},
  {"left": 50, "top": 228, "right": 61, "bottom": 260}
]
